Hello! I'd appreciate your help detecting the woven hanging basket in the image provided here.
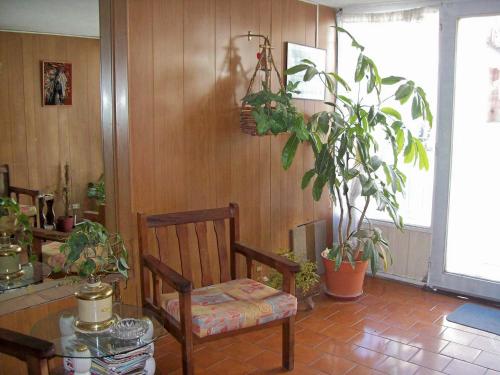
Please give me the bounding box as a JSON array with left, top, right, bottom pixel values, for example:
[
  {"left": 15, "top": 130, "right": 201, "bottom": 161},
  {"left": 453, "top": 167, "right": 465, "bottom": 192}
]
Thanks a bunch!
[{"left": 240, "top": 34, "right": 284, "bottom": 136}]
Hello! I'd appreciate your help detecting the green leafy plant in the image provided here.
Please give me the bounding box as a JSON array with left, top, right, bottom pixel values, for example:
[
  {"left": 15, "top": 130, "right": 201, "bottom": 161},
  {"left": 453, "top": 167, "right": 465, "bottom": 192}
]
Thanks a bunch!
[
  {"left": 60, "top": 221, "right": 129, "bottom": 278},
  {"left": 0, "top": 197, "right": 32, "bottom": 248},
  {"left": 246, "top": 27, "right": 433, "bottom": 274},
  {"left": 87, "top": 175, "right": 105, "bottom": 205},
  {"left": 264, "top": 251, "right": 320, "bottom": 294}
]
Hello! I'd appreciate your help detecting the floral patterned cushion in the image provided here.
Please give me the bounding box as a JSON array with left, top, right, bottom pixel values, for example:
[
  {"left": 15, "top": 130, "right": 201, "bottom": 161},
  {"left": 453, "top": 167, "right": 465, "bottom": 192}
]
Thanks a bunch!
[{"left": 161, "top": 278, "right": 297, "bottom": 338}]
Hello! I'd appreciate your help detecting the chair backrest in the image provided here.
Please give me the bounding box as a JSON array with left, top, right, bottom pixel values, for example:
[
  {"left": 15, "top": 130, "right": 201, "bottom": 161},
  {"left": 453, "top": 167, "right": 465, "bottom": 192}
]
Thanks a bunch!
[
  {"left": 0, "top": 327, "right": 55, "bottom": 375},
  {"left": 137, "top": 203, "right": 240, "bottom": 293},
  {"left": 0, "top": 164, "right": 9, "bottom": 197}
]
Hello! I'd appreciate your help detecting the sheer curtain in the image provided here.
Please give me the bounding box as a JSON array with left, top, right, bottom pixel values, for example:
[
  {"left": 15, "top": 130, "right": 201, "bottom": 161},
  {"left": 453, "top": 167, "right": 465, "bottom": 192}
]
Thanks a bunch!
[{"left": 337, "top": 7, "right": 439, "bottom": 227}]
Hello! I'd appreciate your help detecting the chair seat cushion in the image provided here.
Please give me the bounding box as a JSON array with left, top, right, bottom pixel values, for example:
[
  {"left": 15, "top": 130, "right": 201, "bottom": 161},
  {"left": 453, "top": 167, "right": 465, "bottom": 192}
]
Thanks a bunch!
[
  {"left": 161, "top": 278, "right": 297, "bottom": 338},
  {"left": 20, "top": 204, "right": 37, "bottom": 217}
]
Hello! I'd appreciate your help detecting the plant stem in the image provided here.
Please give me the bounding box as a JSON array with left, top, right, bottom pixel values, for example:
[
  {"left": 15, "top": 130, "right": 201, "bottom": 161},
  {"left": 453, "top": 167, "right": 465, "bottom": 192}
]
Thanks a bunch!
[
  {"left": 335, "top": 185, "right": 344, "bottom": 250},
  {"left": 354, "top": 196, "right": 371, "bottom": 259}
]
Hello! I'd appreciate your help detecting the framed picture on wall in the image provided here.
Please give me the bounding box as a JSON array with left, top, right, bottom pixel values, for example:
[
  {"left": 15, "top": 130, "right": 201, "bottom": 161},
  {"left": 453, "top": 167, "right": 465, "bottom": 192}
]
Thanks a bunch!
[
  {"left": 285, "top": 43, "right": 326, "bottom": 101},
  {"left": 41, "top": 61, "right": 72, "bottom": 106}
]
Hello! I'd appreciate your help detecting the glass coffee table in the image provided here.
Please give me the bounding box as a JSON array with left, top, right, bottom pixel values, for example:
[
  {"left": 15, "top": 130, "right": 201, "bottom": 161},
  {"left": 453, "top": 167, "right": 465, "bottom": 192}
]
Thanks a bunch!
[
  {"left": 0, "top": 261, "right": 50, "bottom": 293},
  {"left": 31, "top": 303, "right": 167, "bottom": 374}
]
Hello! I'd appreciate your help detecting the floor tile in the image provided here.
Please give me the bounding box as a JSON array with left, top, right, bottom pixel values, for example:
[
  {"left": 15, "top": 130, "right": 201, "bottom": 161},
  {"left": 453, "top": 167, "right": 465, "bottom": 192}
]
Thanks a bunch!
[
  {"left": 350, "top": 332, "right": 391, "bottom": 352},
  {"left": 409, "top": 323, "right": 446, "bottom": 338},
  {"left": 193, "top": 346, "right": 228, "bottom": 368},
  {"left": 409, "top": 349, "right": 453, "bottom": 372},
  {"left": 352, "top": 319, "right": 391, "bottom": 335},
  {"left": 207, "top": 358, "right": 257, "bottom": 374},
  {"left": 311, "top": 353, "right": 357, "bottom": 374},
  {"left": 245, "top": 350, "right": 283, "bottom": 370},
  {"left": 296, "top": 328, "right": 330, "bottom": 347},
  {"left": 321, "top": 324, "right": 361, "bottom": 342},
  {"left": 409, "top": 335, "right": 450, "bottom": 353},
  {"left": 470, "top": 336, "right": 500, "bottom": 355},
  {"left": 414, "top": 368, "right": 444, "bottom": 375},
  {"left": 222, "top": 339, "right": 265, "bottom": 362},
  {"left": 346, "top": 365, "right": 385, "bottom": 374},
  {"left": 439, "top": 327, "right": 477, "bottom": 346},
  {"left": 439, "top": 342, "right": 481, "bottom": 362},
  {"left": 320, "top": 338, "right": 358, "bottom": 357},
  {"left": 257, "top": 332, "right": 283, "bottom": 353},
  {"left": 486, "top": 370, "right": 500, "bottom": 375},
  {"left": 294, "top": 343, "right": 325, "bottom": 365},
  {"left": 382, "top": 340, "right": 420, "bottom": 361},
  {"left": 381, "top": 327, "right": 420, "bottom": 344},
  {"left": 442, "top": 359, "right": 487, "bottom": 375},
  {"left": 475, "top": 351, "right": 500, "bottom": 371},
  {"left": 346, "top": 346, "right": 389, "bottom": 368},
  {"left": 375, "top": 356, "right": 421, "bottom": 375}
]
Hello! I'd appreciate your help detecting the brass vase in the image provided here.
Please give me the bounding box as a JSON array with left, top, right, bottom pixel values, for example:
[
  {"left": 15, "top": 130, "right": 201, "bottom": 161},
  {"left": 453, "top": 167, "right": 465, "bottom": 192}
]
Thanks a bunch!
[
  {"left": 0, "top": 216, "right": 23, "bottom": 280},
  {"left": 74, "top": 274, "right": 114, "bottom": 331}
]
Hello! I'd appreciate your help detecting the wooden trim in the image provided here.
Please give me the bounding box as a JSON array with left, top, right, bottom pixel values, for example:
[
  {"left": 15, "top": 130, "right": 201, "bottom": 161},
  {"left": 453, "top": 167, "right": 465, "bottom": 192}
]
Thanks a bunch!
[{"left": 145, "top": 206, "right": 234, "bottom": 227}]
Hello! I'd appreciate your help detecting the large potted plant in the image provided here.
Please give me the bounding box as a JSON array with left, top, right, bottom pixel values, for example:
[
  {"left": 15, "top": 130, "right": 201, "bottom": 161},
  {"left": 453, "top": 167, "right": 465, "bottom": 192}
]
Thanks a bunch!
[
  {"left": 243, "top": 28, "right": 433, "bottom": 298},
  {"left": 60, "top": 221, "right": 129, "bottom": 331}
]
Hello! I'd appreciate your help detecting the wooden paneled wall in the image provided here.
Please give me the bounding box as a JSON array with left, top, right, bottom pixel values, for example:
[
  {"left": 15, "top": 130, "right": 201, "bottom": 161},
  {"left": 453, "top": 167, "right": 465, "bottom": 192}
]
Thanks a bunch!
[
  {"left": 127, "top": 0, "right": 336, "bottom": 295},
  {"left": 0, "top": 32, "right": 103, "bottom": 214}
]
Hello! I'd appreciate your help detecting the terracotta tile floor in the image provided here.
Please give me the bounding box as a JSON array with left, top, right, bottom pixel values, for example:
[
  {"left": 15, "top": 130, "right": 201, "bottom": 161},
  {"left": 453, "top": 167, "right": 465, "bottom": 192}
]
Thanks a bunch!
[{"left": 155, "top": 276, "right": 500, "bottom": 375}]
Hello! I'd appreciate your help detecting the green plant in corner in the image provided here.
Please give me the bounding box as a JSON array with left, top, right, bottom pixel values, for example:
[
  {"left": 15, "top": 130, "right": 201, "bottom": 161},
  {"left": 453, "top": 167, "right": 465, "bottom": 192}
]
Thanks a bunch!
[
  {"left": 264, "top": 250, "right": 320, "bottom": 295},
  {"left": 87, "top": 175, "right": 106, "bottom": 205},
  {"left": 246, "top": 27, "right": 433, "bottom": 293},
  {"left": 60, "top": 220, "right": 129, "bottom": 279}
]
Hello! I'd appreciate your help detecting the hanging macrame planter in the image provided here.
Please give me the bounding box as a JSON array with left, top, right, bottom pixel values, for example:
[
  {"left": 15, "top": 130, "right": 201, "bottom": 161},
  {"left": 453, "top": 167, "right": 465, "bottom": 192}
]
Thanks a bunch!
[{"left": 240, "top": 32, "right": 285, "bottom": 136}]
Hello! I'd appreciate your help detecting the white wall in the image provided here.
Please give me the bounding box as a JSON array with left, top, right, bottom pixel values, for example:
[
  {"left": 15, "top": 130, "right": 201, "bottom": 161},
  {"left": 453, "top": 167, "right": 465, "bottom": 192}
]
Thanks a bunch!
[{"left": 0, "top": 0, "right": 99, "bottom": 38}]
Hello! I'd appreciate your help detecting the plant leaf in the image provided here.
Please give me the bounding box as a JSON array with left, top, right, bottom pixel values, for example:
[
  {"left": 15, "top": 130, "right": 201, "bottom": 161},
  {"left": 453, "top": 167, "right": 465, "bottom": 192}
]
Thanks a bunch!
[
  {"left": 301, "top": 169, "right": 316, "bottom": 189},
  {"left": 381, "top": 76, "right": 405, "bottom": 85},
  {"left": 281, "top": 134, "right": 300, "bottom": 170}
]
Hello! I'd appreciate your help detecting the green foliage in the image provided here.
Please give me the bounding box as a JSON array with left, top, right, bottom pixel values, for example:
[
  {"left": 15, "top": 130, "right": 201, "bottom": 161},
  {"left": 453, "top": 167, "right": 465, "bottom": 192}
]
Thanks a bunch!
[
  {"left": 87, "top": 175, "right": 106, "bottom": 205},
  {"left": 60, "top": 220, "right": 129, "bottom": 278},
  {"left": 246, "top": 27, "right": 433, "bottom": 275},
  {"left": 0, "top": 197, "right": 33, "bottom": 248},
  {"left": 264, "top": 251, "right": 320, "bottom": 294}
]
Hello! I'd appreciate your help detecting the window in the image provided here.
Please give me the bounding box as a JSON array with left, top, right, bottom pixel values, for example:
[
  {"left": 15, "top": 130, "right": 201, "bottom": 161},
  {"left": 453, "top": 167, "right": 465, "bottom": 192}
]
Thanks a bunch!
[{"left": 338, "top": 8, "right": 439, "bottom": 227}]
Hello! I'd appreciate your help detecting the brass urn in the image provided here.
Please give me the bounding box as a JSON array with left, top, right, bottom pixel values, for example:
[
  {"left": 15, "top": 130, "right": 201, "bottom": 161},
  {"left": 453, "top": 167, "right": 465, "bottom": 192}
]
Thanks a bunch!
[
  {"left": 74, "top": 275, "right": 114, "bottom": 331},
  {"left": 0, "top": 215, "right": 23, "bottom": 280}
]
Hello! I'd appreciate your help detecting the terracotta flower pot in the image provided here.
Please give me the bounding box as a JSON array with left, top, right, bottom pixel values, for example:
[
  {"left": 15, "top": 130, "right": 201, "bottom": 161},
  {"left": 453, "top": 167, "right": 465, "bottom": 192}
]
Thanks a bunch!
[
  {"left": 321, "top": 249, "right": 368, "bottom": 299},
  {"left": 56, "top": 216, "right": 74, "bottom": 232}
]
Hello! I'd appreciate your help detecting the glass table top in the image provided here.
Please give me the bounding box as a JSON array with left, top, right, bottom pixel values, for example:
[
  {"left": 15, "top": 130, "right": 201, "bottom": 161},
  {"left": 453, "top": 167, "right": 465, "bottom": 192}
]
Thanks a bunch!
[
  {"left": 30, "top": 303, "right": 167, "bottom": 358},
  {"left": 0, "top": 261, "right": 51, "bottom": 293}
]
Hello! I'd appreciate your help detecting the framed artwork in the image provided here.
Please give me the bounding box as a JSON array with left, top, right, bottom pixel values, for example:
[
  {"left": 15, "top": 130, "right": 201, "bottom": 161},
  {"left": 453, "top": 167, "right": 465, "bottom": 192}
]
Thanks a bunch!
[
  {"left": 286, "top": 43, "right": 326, "bottom": 101},
  {"left": 42, "top": 61, "right": 72, "bottom": 106}
]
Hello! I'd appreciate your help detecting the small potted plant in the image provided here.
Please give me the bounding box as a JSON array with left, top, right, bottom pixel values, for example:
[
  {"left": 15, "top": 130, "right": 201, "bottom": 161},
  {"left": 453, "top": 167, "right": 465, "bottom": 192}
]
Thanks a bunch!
[
  {"left": 87, "top": 175, "right": 105, "bottom": 207},
  {"left": 56, "top": 163, "right": 74, "bottom": 232},
  {"left": 60, "top": 220, "right": 129, "bottom": 331},
  {"left": 244, "top": 27, "right": 433, "bottom": 298},
  {"left": 0, "top": 198, "right": 32, "bottom": 280},
  {"left": 263, "top": 250, "right": 320, "bottom": 310}
]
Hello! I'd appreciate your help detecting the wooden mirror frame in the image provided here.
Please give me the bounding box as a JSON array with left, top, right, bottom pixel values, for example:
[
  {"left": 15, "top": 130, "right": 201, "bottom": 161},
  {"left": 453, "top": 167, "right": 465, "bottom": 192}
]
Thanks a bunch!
[{"left": 99, "top": 0, "right": 131, "bottom": 236}]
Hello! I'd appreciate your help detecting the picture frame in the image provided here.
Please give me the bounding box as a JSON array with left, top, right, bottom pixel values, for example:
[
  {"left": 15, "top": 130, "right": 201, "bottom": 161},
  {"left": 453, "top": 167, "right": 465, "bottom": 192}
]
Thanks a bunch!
[
  {"left": 41, "top": 61, "right": 72, "bottom": 106},
  {"left": 285, "top": 42, "right": 326, "bottom": 101}
]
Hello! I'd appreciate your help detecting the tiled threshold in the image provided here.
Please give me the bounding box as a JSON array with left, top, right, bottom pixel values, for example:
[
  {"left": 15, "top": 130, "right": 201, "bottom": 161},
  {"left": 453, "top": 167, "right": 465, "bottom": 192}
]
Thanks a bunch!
[{"left": 154, "top": 276, "right": 500, "bottom": 375}]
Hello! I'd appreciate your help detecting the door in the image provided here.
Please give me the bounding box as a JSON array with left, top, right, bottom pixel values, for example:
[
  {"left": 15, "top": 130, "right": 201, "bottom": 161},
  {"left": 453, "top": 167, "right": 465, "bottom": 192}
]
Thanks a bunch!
[{"left": 429, "top": 0, "right": 500, "bottom": 301}]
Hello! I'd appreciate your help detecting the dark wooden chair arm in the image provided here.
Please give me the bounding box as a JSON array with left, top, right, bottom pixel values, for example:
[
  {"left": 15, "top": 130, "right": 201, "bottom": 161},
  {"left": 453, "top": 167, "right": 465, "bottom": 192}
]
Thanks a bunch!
[
  {"left": 233, "top": 242, "right": 301, "bottom": 274},
  {"left": 0, "top": 328, "right": 55, "bottom": 360},
  {"left": 9, "top": 186, "right": 40, "bottom": 199},
  {"left": 142, "top": 254, "right": 192, "bottom": 293}
]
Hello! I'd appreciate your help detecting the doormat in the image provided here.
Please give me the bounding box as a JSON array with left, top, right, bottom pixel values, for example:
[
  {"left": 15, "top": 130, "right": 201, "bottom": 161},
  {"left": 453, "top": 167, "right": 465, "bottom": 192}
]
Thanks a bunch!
[{"left": 446, "top": 303, "right": 500, "bottom": 336}]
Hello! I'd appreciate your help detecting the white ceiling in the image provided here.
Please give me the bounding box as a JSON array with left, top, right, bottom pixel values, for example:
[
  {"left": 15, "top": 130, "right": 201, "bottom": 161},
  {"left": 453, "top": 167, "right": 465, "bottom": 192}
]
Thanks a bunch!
[{"left": 0, "top": 0, "right": 99, "bottom": 38}]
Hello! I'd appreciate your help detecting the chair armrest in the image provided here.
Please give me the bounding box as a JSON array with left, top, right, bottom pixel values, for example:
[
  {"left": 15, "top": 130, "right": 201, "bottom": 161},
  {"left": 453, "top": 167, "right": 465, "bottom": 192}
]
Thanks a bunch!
[
  {"left": 0, "top": 328, "right": 55, "bottom": 360},
  {"left": 233, "top": 242, "right": 301, "bottom": 275},
  {"left": 32, "top": 227, "right": 70, "bottom": 242},
  {"left": 142, "top": 254, "right": 192, "bottom": 293},
  {"left": 9, "top": 186, "right": 40, "bottom": 199}
]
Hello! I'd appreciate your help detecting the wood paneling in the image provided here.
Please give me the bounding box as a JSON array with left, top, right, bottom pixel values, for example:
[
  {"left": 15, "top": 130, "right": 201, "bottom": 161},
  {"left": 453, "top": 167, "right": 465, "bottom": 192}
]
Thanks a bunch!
[
  {"left": 127, "top": 0, "right": 335, "bottom": 299},
  {"left": 0, "top": 32, "right": 102, "bottom": 214}
]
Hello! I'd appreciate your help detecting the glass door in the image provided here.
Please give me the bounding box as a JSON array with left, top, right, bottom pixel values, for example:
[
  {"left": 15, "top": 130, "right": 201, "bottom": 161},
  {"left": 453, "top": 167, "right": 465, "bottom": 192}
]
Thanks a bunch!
[{"left": 429, "top": 0, "right": 500, "bottom": 301}]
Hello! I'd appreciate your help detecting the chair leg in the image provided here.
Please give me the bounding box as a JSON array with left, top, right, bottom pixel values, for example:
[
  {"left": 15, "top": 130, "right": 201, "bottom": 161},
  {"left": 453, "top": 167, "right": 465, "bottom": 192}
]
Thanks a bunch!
[
  {"left": 181, "top": 338, "right": 194, "bottom": 375},
  {"left": 282, "top": 316, "right": 295, "bottom": 370}
]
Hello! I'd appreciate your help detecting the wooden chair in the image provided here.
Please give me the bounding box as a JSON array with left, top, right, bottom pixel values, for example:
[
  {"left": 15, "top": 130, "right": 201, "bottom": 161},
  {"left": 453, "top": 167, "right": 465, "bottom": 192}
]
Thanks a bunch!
[
  {"left": 0, "top": 327, "right": 55, "bottom": 375},
  {"left": 0, "top": 164, "right": 40, "bottom": 226},
  {"left": 137, "top": 203, "right": 300, "bottom": 375}
]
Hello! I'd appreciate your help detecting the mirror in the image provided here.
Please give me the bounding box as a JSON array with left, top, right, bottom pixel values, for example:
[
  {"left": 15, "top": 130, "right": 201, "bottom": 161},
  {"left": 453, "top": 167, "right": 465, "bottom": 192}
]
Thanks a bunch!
[
  {"left": 0, "top": 0, "right": 103, "bottom": 227},
  {"left": 0, "top": 0, "right": 105, "bottom": 288}
]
